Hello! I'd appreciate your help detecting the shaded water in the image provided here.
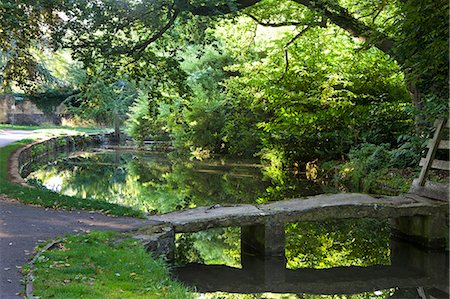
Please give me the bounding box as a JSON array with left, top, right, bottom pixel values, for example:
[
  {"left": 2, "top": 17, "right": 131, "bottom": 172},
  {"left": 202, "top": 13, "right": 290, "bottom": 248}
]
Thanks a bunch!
[
  {"left": 27, "top": 146, "right": 321, "bottom": 213},
  {"left": 175, "top": 220, "right": 449, "bottom": 299},
  {"left": 26, "top": 146, "right": 449, "bottom": 298}
]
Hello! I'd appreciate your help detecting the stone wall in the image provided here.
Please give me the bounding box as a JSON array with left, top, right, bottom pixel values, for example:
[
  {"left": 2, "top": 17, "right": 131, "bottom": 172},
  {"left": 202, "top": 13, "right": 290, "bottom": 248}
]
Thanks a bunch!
[
  {"left": 0, "top": 95, "right": 66, "bottom": 125},
  {"left": 8, "top": 132, "right": 114, "bottom": 187}
]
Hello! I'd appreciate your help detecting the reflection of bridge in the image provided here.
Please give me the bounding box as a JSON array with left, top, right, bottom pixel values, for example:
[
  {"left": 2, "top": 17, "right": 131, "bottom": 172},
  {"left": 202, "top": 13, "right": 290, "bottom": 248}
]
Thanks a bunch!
[
  {"left": 140, "top": 193, "right": 448, "bottom": 297},
  {"left": 175, "top": 240, "right": 448, "bottom": 297}
]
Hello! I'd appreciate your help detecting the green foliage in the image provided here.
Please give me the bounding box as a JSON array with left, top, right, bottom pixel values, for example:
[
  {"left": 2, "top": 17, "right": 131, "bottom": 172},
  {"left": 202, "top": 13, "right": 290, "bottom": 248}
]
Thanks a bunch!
[
  {"left": 66, "top": 68, "right": 137, "bottom": 126},
  {"left": 176, "top": 45, "right": 230, "bottom": 153},
  {"left": 126, "top": 92, "right": 156, "bottom": 143},
  {"left": 285, "top": 219, "right": 391, "bottom": 269},
  {"left": 123, "top": 16, "right": 413, "bottom": 167},
  {"left": 27, "top": 88, "right": 75, "bottom": 114},
  {"left": 392, "top": 0, "right": 449, "bottom": 99},
  {"left": 349, "top": 143, "right": 391, "bottom": 173},
  {"left": 0, "top": 0, "right": 63, "bottom": 90},
  {"left": 320, "top": 142, "right": 419, "bottom": 194},
  {"left": 216, "top": 20, "right": 411, "bottom": 163},
  {"left": 32, "top": 231, "right": 192, "bottom": 298}
]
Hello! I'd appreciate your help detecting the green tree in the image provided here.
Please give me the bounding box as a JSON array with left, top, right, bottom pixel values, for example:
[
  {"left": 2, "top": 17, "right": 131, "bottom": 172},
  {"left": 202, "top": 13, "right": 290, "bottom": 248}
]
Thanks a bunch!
[
  {"left": 0, "top": 0, "right": 63, "bottom": 91},
  {"left": 66, "top": 68, "right": 137, "bottom": 137}
]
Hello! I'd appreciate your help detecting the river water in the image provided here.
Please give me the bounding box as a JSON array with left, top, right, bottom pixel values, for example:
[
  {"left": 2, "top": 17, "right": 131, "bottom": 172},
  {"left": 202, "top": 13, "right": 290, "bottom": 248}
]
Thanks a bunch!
[{"left": 26, "top": 146, "right": 449, "bottom": 299}]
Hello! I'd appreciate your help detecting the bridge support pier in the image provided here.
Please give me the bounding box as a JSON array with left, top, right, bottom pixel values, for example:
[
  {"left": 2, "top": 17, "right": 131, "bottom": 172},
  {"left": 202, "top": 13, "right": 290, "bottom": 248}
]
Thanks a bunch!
[
  {"left": 391, "top": 214, "right": 448, "bottom": 249},
  {"left": 241, "top": 221, "right": 286, "bottom": 283},
  {"left": 241, "top": 220, "right": 285, "bottom": 257}
]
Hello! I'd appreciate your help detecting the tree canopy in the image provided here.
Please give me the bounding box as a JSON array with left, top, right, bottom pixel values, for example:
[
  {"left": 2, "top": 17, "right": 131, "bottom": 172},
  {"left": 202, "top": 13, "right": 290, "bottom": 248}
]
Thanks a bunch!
[{"left": 1, "top": 0, "right": 448, "bottom": 168}]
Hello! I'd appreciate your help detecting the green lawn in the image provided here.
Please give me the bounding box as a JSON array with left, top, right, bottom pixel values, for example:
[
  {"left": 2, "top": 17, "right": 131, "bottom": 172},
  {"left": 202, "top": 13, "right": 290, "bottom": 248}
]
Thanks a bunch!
[{"left": 29, "top": 231, "right": 192, "bottom": 298}]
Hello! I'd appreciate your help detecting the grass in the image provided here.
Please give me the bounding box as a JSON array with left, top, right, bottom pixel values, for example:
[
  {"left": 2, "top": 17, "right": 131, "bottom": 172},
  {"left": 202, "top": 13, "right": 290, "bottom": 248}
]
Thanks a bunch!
[
  {"left": 29, "top": 231, "right": 192, "bottom": 298},
  {"left": 0, "top": 128, "right": 143, "bottom": 217}
]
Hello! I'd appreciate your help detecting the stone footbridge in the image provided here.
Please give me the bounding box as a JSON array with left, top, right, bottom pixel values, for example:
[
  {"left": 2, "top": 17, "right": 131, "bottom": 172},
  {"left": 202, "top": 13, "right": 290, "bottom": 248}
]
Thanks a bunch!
[
  {"left": 140, "top": 119, "right": 449, "bottom": 255},
  {"left": 136, "top": 193, "right": 448, "bottom": 260},
  {"left": 136, "top": 193, "right": 448, "bottom": 297}
]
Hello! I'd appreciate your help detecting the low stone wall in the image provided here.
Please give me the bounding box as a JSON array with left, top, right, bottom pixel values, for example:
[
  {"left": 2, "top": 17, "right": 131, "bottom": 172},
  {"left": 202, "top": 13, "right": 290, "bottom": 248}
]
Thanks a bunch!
[{"left": 8, "top": 132, "right": 114, "bottom": 187}]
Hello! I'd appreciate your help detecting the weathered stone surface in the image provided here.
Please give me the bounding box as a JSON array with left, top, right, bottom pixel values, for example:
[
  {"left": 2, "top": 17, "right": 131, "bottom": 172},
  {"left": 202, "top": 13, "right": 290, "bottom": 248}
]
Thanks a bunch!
[
  {"left": 410, "top": 179, "right": 449, "bottom": 201},
  {"left": 391, "top": 214, "right": 449, "bottom": 249},
  {"left": 148, "top": 204, "right": 267, "bottom": 232},
  {"left": 241, "top": 221, "right": 285, "bottom": 257},
  {"left": 175, "top": 263, "right": 442, "bottom": 295},
  {"left": 148, "top": 193, "right": 448, "bottom": 233},
  {"left": 133, "top": 225, "right": 175, "bottom": 259}
]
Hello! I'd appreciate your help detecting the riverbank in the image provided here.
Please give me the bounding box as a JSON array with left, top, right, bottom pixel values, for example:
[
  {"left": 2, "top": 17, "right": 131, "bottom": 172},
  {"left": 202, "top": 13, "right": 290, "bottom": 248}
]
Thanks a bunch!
[
  {"left": 25, "top": 231, "right": 192, "bottom": 298},
  {"left": 0, "top": 127, "right": 193, "bottom": 298},
  {"left": 0, "top": 129, "right": 142, "bottom": 217}
]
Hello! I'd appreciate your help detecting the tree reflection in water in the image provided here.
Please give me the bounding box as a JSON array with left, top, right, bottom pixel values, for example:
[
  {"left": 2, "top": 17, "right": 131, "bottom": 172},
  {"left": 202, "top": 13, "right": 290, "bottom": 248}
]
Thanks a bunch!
[
  {"left": 27, "top": 147, "right": 321, "bottom": 213},
  {"left": 27, "top": 147, "right": 448, "bottom": 298}
]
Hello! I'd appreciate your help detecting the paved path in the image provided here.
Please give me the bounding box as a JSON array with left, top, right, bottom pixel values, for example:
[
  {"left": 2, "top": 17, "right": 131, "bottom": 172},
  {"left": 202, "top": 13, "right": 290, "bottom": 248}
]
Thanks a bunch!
[
  {"left": 0, "top": 197, "right": 149, "bottom": 298},
  {"left": 0, "top": 130, "right": 35, "bottom": 148},
  {"left": 0, "top": 130, "right": 149, "bottom": 298}
]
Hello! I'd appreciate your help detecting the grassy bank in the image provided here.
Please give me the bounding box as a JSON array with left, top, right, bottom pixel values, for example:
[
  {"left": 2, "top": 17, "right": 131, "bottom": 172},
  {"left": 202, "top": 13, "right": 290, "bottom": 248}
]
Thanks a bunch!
[
  {"left": 27, "top": 231, "right": 191, "bottom": 298},
  {"left": 0, "top": 128, "right": 143, "bottom": 217}
]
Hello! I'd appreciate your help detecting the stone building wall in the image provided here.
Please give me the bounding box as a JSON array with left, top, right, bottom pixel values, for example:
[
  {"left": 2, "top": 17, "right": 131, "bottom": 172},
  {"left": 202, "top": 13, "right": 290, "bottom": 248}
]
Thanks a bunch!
[{"left": 0, "top": 95, "right": 65, "bottom": 125}]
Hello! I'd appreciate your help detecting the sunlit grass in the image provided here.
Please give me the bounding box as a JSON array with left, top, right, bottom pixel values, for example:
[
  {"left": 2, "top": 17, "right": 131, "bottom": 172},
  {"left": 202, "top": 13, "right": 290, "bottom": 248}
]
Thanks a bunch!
[{"left": 30, "top": 231, "right": 192, "bottom": 298}]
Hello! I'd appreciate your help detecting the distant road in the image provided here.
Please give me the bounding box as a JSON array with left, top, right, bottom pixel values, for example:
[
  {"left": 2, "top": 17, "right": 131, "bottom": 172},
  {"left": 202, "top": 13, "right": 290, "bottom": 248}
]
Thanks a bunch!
[{"left": 0, "top": 130, "right": 35, "bottom": 148}]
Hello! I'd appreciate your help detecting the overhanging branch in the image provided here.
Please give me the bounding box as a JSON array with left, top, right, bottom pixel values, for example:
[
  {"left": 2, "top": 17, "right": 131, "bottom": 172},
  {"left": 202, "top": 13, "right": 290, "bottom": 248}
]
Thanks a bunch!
[
  {"left": 291, "top": 0, "right": 395, "bottom": 53},
  {"left": 247, "top": 13, "right": 306, "bottom": 27},
  {"left": 279, "top": 25, "right": 313, "bottom": 81},
  {"left": 130, "top": 8, "right": 180, "bottom": 55},
  {"left": 188, "top": 0, "right": 395, "bottom": 54},
  {"left": 188, "top": 0, "right": 262, "bottom": 16}
]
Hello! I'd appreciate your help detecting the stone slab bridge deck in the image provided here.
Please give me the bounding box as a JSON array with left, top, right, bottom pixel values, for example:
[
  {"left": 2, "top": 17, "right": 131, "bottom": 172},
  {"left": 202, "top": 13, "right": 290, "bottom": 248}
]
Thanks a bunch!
[
  {"left": 147, "top": 193, "right": 447, "bottom": 232},
  {"left": 137, "top": 192, "right": 449, "bottom": 260}
]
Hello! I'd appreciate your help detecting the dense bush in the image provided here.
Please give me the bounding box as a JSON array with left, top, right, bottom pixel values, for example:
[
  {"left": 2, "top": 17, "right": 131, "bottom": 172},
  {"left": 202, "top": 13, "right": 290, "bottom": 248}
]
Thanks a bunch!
[{"left": 319, "top": 141, "right": 423, "bottom": 195}]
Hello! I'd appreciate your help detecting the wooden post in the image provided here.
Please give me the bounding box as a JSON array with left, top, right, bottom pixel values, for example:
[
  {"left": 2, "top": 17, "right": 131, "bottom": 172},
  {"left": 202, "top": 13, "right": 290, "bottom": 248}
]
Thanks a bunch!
[{"left": 417, "top": 119, "right": 446, "bottom": 186}]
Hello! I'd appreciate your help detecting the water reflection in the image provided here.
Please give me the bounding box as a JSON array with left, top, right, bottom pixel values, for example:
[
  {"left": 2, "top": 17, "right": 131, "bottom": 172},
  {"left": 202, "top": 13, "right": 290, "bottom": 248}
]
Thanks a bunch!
[
  {"left": 174, "top": 219, "right": 449, "bottom": 299},
  {"left": 27, "top": 147, "right": 321, "bottom": 213},
  {"left": 25, "top": 146, "right": 449, "bottom": 298}
]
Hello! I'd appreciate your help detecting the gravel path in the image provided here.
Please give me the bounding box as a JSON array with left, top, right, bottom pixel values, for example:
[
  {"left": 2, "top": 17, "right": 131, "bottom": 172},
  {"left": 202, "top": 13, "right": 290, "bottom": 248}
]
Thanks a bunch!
[{"left": 0, "top": 130, "right": 149, "bottom": 298}]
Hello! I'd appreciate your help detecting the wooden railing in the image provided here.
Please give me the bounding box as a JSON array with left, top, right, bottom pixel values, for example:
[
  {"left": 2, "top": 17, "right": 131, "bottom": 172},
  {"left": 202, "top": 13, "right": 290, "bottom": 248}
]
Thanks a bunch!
[{"left": 411, "top": 118, "right": 449, "bottom": 201}]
